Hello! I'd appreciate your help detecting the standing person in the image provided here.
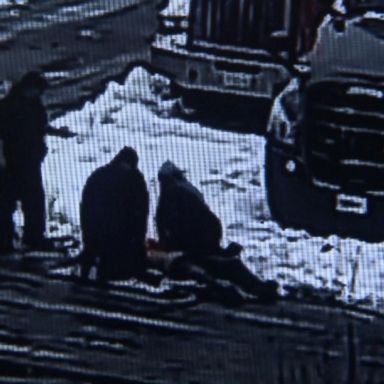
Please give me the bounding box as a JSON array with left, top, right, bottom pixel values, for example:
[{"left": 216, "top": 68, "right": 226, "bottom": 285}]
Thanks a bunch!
[
  {"left": 0, "top": 71, "right": 75, "bottom": 253},
  {"left": 79, "top": 147, "right": 150, "bottom": 282}
]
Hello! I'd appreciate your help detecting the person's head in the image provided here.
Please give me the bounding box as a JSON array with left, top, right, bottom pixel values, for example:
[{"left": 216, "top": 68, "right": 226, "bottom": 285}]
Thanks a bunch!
[
  {"left": 18, "top": 71, "right": 49, "bottom": 99},
  {"left": 158, "top": 160, "right": 185, "bottom": 184},
  {"left": 113, "top": 146, "right": 139, "bottom": 169}
]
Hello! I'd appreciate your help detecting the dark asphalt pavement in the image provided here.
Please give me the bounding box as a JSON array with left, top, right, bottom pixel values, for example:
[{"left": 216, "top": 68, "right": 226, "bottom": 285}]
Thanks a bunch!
[
  {"left": 0, "top": 250, "right": 381, "bottom": 383},
  {"left": 0, "top": 0, "right": 159, "bottom": 117}
]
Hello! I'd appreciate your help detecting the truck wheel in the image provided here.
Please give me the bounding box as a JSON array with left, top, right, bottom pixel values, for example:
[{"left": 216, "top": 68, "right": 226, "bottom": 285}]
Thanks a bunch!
[
  {"left": 265, "top": 141, "right": 384, "bottom": 241},
  {"left": 175, "top": 96, "right": 198, "bottom": 117},
  {"left": 265, "top": 141, "right": 313, "bottom": 231},
  {"left": 170, "top": 84, "right": 199, "bottom": 117}
]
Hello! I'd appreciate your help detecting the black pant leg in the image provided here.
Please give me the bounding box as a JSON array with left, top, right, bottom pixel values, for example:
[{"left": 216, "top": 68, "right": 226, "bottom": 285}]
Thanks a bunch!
[
  {"left": 203, "top": 257, "right": 264, "bottom": 293},
  {"left": 0, "top": 173, "right": 17, "bottom": 250},
  {"left": 20, "top": 167, "right": 46, "bottom": 244}
]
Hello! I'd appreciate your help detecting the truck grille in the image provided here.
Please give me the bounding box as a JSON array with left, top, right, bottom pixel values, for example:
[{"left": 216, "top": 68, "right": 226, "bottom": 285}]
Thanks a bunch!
[
  {"left": 191, "top": 0, "right": 283, "bottom": 48},
  {"left": 305, "top": 81, "right": 384, "bottom": 192}
]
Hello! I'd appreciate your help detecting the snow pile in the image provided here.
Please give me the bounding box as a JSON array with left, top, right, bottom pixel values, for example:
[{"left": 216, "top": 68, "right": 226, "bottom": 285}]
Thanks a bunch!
[
  {"left": 0, "top": 0, "right": 28, "bottom": 7},
  {"left": 160, "top": 0, "right": 190, "bottom": 17},
  {"left": 43, "top": 66, "right": 384, "bottom": 310},
  {"left": 43, "top": 67, "right": 175, "bottom": 234},
  {"left": 0, "top": 0, "right": 29, "bottom": 7}
]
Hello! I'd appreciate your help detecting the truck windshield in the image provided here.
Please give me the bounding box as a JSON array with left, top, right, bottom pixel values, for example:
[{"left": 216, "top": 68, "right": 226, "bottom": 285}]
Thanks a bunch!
[{"left": 351, "top": 0, "right": 384, "bottom": 10}]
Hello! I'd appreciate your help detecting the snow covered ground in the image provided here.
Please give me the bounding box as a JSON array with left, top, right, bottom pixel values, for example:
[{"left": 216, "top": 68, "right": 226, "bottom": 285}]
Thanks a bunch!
[
  {"left": 0, "top": 0, "right": 28, "bottom": 7},
  {"left": 41, "top": 66, "right": 384, "bottom": 309},
  {"left": 160, "top": 0, "right": 190, "bottom": 17}
]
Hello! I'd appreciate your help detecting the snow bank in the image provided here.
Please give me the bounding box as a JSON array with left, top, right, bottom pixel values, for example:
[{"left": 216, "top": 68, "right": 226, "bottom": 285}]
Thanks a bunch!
[
  {"left": 160, "top": 0, "right": 190, "bottom": 17},
  {"left": 0, "top": 0, "right": 28, "bottom": 6},
  {"left": 43, "top": 66, "right": 384, "bottom": 310},
  {"left": 44, "top": 67, "right": 175, "bottom": 232}
]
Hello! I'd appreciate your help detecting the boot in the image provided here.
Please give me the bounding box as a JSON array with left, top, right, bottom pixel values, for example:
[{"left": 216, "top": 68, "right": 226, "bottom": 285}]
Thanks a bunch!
[
  {"left": 254, "top": 280, "right": 279, "bottom": 303},
  {"left": 221, "top": 242, "right": 243, "bottom": 258}
]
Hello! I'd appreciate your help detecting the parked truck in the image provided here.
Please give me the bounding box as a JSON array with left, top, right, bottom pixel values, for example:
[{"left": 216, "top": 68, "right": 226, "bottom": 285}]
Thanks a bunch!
[
  {"left": 266, "top": 0, "right": 384, "bottom": 240},
  {"left": 151, "top": 0, "right": 333, "bottom": 128}
]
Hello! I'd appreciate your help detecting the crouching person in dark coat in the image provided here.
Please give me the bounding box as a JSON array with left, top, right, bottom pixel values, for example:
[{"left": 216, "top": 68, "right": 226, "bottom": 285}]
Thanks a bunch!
[
  {"left": 0, "top": 71, "right": 76, "bottom": 253},
  {"left": 155, "top": 161, "right": 278, "bottom": 302},
  {"left": 80, "top": 147, "right": 149, "bottom": 282}
]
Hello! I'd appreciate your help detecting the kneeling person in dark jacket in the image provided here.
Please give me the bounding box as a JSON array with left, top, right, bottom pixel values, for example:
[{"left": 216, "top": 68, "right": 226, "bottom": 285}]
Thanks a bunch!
[
  {"left": 80, "top": 147, "right": 149, "bottom": 282},
  {"left": 155, "top": 161, "right": 278, "bottom": 302},
  {"left": 156, "top": 160, "right": 222, "bottom": 256}
]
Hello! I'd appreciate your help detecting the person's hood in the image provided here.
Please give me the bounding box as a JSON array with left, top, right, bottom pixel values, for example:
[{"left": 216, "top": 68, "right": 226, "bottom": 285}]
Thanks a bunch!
[
  {"left": 158, "top": 160, "right": 185, "bottom": 182},
  {"left": 158, "top": 160, "right": 205, "bottom": 201}
]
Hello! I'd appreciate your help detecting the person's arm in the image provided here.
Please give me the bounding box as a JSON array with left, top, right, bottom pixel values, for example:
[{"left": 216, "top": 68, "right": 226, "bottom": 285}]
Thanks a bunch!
[{"left": 45, "top": 125, "right": 77, "bottom": 138}]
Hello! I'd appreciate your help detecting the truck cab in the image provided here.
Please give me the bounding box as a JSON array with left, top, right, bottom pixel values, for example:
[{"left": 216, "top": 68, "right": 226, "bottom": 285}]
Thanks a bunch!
[
  {"left": 266, "top": 0, "right": 384, "bottom": 240},
  {"left": 151, "top": 0, "right": 331, "bottom": 129}
]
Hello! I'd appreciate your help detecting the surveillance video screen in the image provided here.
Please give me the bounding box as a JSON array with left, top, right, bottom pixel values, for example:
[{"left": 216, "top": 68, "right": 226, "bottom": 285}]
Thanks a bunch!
[{"left": 0, "top": 0, "right": 383, "bottom": 383}]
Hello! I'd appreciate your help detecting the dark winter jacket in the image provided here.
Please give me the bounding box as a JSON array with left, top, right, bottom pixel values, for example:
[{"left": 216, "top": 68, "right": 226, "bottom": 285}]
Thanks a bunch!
[
  {"left": 81, "top": 159, "right": 150, "bottom": 253},
  {"left": 156, "top": 162, "right": 223, "bottom": 257},
  {"left": 0, "top": 90, "right": 48, "bottom": 173}
]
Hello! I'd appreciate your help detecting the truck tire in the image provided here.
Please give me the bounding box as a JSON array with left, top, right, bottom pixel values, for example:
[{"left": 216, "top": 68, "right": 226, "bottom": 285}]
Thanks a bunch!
[
  {"left": 175, "top": 96, "right": 198, "bottom": 117},
  {"left": 265, "top": 141, "right": 384, "bottom": 241},
  {"left": 264, "top": 140, "right": 329, "bottom": 234}
]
